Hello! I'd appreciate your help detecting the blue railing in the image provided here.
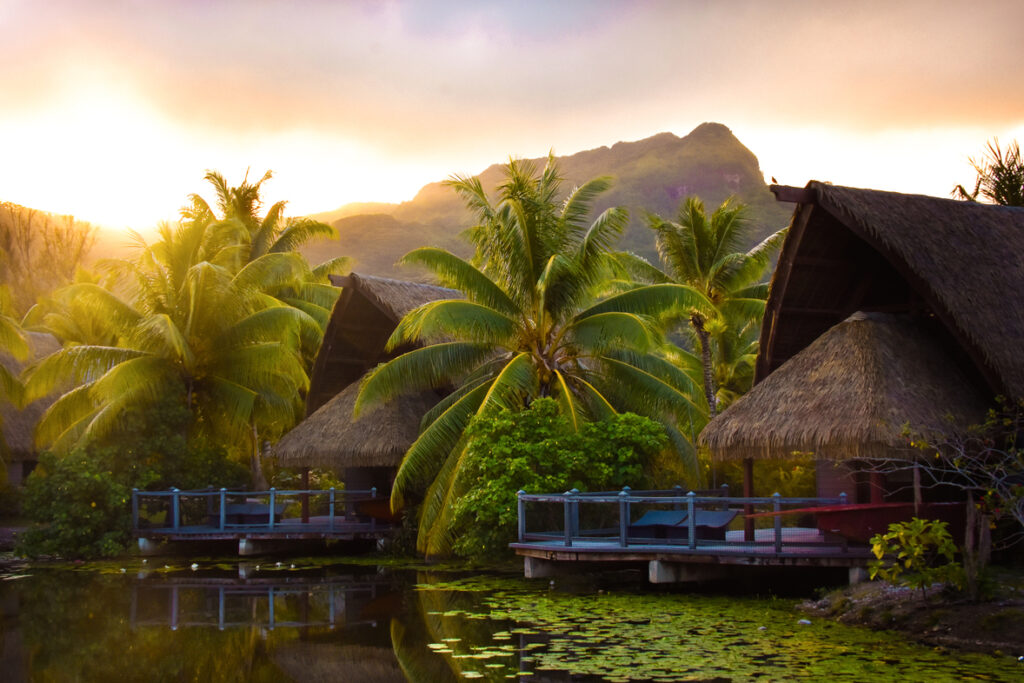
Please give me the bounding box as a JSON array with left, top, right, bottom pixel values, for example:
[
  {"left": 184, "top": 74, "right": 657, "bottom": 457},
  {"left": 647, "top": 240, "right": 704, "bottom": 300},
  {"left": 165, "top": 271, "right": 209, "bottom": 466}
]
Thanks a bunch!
[
  {"left": 516, "top": 487, "right": 849, "bottom": 553},
  {"left": 131, "top": 487, "right": 384, "bottom": 533}
]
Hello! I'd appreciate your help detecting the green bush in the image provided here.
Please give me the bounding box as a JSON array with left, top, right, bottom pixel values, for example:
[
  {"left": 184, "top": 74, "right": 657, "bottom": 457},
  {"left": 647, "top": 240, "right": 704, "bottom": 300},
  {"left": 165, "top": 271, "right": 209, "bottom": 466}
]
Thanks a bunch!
[
  {"left": 450, "top": 398, "right": 667, "bottom": 560},
  {"left": 869, "top": 517, "right": 964, "bottom": 599},
  {"left": 16, "top": 397, "right": 249, "bottom": 559},
  {"left": 18, "top": 451, "right": 132, "bottom": 558}
]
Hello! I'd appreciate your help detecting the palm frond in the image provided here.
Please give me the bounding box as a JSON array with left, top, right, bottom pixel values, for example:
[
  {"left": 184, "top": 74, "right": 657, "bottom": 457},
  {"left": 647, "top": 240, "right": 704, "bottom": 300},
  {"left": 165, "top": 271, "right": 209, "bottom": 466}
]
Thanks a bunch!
[
  {"left": 399, "top": 248, "right": 517, "bottom": 316},
  {"left": 576, "top": 283, "right": 713, "bottom": 320},
  {"left": 354, "top": 342, "right": 495, "bottom": 416},
  {"left": 387, "top": 300, "right": 520, "bottom": 349},
  {"left": 477, "top": 352, "right": 538, "bottom": 414}
]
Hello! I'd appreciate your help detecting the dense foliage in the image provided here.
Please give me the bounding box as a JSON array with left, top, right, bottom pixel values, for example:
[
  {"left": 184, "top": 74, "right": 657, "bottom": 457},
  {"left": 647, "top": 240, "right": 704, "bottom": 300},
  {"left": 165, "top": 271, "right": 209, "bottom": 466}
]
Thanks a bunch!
[
  {"left": 0, "top": 202, "right": 95, "bottom": 316},
  {"left": 449, "top": 398, "right": 667, "bottom": 559},
  {"left": 356, "top": 156, "right": 709, "bottom": 556},
  {"left": 22, "top": 171, "right": 345, "bottom": 484},
  {"left": 17, "top": 398, "right": 247, "bottom": 558}
]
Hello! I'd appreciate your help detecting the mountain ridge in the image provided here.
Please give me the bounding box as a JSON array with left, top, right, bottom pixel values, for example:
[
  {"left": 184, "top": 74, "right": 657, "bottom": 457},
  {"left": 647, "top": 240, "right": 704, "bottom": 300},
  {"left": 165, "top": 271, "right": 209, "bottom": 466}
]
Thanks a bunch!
[{"left": 303, "top": 123, "right": 793, "bottom": 279}]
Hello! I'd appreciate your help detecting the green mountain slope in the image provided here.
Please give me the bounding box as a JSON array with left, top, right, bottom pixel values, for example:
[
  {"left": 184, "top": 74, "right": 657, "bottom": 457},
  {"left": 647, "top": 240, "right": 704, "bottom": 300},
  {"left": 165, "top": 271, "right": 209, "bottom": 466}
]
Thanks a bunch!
[{"left": 302, "top": 123, "right": 793, "bottom": 279}]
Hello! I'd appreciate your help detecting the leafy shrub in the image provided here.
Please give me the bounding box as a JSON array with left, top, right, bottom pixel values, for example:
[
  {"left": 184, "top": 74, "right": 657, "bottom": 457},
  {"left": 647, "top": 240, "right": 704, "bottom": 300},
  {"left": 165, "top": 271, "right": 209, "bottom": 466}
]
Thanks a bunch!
[
  {"left": 450, "top": 398, "right": 667, "bottom": 560},
  {"left": 17, "top": 397, "right": 249, "bottom": 559},
  {"left": 18, "top": 451, "right": 132, "bottom": 558},
  {"left": 869, "top": 517, "right": 964, "bottom": 599}
]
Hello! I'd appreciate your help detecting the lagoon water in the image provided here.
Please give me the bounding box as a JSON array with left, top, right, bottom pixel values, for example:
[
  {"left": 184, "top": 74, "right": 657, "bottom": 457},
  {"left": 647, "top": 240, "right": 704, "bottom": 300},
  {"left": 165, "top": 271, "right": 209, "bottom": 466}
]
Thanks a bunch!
[{"left": 1, "top": 558, "right": 1020, "bottom": 682}]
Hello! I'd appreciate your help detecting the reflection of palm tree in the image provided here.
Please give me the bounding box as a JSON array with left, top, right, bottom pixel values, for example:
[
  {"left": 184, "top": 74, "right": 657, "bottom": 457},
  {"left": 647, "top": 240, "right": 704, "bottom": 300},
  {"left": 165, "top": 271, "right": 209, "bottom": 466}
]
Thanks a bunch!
[
  {"left": 641, "top": 197, "right": 785, "bottom": 418},
  {"left": 356, "top": 157, "right": 709, "bottom": 556}
]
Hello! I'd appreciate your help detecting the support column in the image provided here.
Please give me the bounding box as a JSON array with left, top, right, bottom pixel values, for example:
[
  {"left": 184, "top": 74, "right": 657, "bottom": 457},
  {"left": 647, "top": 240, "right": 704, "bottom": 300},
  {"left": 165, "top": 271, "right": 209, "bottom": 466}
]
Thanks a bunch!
[
  {"left": 648, "top": 560, "right": 720, "bottom": 584},
  {"left": 848, "top": 566, "right": 869, "bottom": 585},
  {"left": 869, "top": 471, "right": 885, "bottom": 504},
  {"left": 523, "top": 556, "right": 559, "bottom": 579}
]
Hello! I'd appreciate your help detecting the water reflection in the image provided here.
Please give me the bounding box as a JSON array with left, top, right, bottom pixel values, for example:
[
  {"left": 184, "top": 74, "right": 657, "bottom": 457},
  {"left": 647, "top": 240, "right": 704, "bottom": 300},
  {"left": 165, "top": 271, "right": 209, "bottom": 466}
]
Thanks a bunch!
[{"left": 1, "top": 561, "right": 1022, "bottom": 682}]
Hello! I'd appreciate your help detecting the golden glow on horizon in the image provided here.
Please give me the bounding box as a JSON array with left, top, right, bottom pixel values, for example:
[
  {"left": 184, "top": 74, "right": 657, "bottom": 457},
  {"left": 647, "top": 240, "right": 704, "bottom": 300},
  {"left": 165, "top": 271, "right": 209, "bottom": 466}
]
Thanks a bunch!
[
  {"left": 0, "top": 74, "right": 435, "bottom": 232},
  {"left": 1, "top": 70, "right": 1022, "bottom": 234}
]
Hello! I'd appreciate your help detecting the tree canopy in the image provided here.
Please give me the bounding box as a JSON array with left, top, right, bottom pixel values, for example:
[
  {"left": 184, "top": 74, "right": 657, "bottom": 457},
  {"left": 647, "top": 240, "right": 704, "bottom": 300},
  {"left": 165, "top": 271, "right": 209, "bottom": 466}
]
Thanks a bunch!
[{"left": 355, "top": 156, "right": 710, "bottom": 556}]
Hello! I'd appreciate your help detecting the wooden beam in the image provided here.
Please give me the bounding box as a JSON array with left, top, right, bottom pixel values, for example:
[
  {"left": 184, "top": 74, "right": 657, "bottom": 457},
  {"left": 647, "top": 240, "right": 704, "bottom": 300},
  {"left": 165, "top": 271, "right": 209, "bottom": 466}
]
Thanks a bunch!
[{"left": 770, "top": 185, "right": 814, "bottom": 203}]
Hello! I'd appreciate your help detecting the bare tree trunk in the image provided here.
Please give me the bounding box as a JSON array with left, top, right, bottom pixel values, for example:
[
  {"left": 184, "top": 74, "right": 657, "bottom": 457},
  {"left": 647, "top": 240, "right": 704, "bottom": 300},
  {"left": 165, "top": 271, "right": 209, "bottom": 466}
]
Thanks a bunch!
[
  {"left": 691, "top": 314, "right": 717, "bottom": 418},
  {"left": 962, "top": 490, "right": 992, "bottom": 602}
]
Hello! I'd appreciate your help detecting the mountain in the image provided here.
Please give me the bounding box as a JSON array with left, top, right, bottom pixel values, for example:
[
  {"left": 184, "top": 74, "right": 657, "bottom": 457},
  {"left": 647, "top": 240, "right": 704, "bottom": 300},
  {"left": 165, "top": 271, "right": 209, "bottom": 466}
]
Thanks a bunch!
[{"left": 302, "top": 122, "right": 793, "bottom": 279}]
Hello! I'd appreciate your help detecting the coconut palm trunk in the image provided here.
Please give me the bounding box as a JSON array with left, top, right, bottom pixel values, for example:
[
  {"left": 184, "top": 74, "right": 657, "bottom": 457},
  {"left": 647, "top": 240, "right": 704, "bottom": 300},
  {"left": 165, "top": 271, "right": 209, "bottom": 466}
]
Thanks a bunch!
[{"left": 690, "top": 313, "right": 717, "bottom": 418}]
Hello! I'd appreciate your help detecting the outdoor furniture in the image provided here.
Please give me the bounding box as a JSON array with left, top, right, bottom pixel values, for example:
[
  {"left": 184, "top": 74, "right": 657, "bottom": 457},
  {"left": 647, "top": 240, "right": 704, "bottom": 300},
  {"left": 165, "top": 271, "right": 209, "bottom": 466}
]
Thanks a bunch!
[
  {"left": 627, "top": 509, "right": 739, "bottom": 542},
  {"left": 210, "top": 502, "right": 289, "bottom": 525}
]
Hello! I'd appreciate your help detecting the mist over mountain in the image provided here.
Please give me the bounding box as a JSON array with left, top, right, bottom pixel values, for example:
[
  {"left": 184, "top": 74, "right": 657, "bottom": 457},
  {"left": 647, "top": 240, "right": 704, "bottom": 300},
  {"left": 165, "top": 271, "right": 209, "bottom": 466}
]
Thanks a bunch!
[{"left": 304, "top": 123, "right": 793, "bottom": 280}]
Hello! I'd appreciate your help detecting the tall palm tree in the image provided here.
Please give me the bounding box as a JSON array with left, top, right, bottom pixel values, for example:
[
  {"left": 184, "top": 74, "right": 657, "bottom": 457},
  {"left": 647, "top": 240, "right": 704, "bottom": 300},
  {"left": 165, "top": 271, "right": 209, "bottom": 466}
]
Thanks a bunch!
[
  {"left": 355, "top": 156, "right": 710, "bottom": 556},
  {"left": 181, "top": 170, "right": 350, "bottom": 334},
  {"left": 640, "top": 196, "right": 786, "bottom": 418}
]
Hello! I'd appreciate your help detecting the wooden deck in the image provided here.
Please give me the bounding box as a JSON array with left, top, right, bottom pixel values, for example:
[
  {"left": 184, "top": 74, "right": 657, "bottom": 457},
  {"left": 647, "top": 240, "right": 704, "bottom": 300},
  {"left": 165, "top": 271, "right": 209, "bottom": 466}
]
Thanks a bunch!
[
  {"left": 511, "top": 489, "right": 874, "bottom": 584},
  {"left": 132, "top": 488, "right": 394, "bottom": 555}
]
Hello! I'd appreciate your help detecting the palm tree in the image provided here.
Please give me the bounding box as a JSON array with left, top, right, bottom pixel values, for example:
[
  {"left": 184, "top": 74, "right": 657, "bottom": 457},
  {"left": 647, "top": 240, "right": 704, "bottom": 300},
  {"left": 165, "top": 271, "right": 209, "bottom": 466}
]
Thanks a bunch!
[
  {"left": 24, "top": 223, "right": 320, "bottom": 484},
  {"left": 181, "top": 170, "right": 350, "bottom": 334},
  {"left": 953, "top": 139, "right": 1024, "bottom": 207},
  {"left": 355, "top": 156, "right": 710, "bottom": 555},
  {"left": 639, "top": 196, "right": 786, "bottom": 418}
]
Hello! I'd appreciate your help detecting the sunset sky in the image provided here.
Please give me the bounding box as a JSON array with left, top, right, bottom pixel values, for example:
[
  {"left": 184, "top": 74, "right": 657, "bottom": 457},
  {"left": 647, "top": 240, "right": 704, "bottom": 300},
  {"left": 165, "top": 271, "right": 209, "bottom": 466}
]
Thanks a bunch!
[{"left": 1, "top": 0, "right": 1022, "bottom": 231}]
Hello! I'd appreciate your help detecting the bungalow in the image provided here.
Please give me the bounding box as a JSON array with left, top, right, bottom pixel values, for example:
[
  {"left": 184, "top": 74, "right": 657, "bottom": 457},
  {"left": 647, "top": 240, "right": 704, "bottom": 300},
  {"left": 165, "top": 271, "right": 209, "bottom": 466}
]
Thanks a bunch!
[
  {"left": 700, "top": 182, "right": 1024, "bottom": 504},
  {"left": 274, "top": 273, "right": 460, "bottom": 497}
]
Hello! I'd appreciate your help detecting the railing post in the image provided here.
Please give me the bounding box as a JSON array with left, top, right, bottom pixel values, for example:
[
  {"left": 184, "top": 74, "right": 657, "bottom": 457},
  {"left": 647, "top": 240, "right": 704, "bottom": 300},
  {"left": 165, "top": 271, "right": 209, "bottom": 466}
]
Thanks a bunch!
[
  {"left": 618, "top": 489, "right": 629, "bottom": 547},
  {"left": 672, "top": 484, "right": 683, "bottom": 510},
  {"left": 517, "top": 490, "right": 526, "bottom": 542},
  {"left": 839, "top": 491, "right": 848, "bottom": 506},
  {"left": 171, "top": 488, "right": 180, "bottom": 530},
  {"left": 268, "top": 488, "right": 276, "bottom": 530},
  {"left": 563, "top": 491, "right": 573, "bottom": 547},
  {"left": 219, "top": 488, "right": 226, "bottom": 530},
  {"left": 687, "top": 491, "right": 697, "bottom": 549},
  {"left": 773, "top": 492, "right": 783, "bottom": 553},
  {"left": 131, "top": 488, "right": 139, "bottom": 530},
  {"left": 329, "top": 487, "right": 336, "bottom": 531},
  {"left": 720, "top": 483, "right": 730, "bottom": 509},
  {"left": 569, "top": 488, "right": 580, "bottom": 538},
  {"left": 370, "top": 487, "right": 377, "bottom": 531}
]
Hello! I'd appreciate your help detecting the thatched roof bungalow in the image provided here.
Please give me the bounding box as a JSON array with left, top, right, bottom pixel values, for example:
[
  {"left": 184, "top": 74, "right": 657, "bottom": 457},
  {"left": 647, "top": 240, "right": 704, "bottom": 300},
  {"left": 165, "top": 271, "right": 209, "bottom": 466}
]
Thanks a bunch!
[
  {"left": 306, "top": 273, "right": 460, "bottom": 414},
  {"left": 701, "top": 182, "right": 1024, "bottom": 504},
  {"left": 276, "top": 273, "right": 459, "bottom": 493},
  {"left": 1, "top": 331, "right": 61, "bottom": 486}
]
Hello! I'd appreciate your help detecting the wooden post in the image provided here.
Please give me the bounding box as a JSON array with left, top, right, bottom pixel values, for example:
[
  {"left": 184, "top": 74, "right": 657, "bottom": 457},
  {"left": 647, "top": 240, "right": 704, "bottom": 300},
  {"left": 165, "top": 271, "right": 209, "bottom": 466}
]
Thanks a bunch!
[
  {"left": 131, "top": 488, "right": 139, "bottom": 530},
  {"left": 563, "top": 491, "right": 573, "bottom": 547},
  {"left": 301, "top": 468, "right": 310, "bottom": 523},
  {"left": 618, "top": 489, "right": 629, "bottom": 548},
  {"left": 687, "top": 491, "right": 697, "bottom": 550},
  {"left": 517, "top": 490, "right": 526, "bottom": 542},
  {"left": 743, "top": 458, "right": 755, "bottom": 542},
  {"left": 869, "top": 471, "right": 885, "bottom": 504},
  {"left": 268, "top": 488, "right": 276, "bottom": 530},
  {"left": 772, "top": 492, "right": 783, "bottom": 553},
  {"left": 328, "top": 487, "right": 335, "bottom": 531},
  {"left": 171, "top": 488, "right": 180, "bottom": 530},
  {"left": 219, "top": 488, "right": 226, "bottom": 530}
]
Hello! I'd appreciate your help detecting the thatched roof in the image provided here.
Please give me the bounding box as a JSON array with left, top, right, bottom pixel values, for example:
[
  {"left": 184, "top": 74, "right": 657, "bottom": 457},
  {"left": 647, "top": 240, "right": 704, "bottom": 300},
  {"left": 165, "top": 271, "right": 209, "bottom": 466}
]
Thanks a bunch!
[
  {"left": 760, "top": 182, "right": 1024, "bottom": 398},
  {"left": 1, "top": 331, "right": 61, "bottom": 458},
  {"left": 274, "top": 378, "right": 439, "bottom": 470},
  {"left": 701, "top": 313, "right": 990, "bottom": 462},
  {"left": 273, "top": 643, "right": 405, "bottom": 683},
  {"left": 307, "top": 273, "right": 460, "bottom": 413}
]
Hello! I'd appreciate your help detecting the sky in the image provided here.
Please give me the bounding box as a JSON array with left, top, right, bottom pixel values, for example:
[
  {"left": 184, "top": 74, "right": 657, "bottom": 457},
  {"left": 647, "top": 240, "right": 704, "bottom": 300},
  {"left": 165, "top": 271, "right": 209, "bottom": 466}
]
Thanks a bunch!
[{"left": 1, "top": 0, "right": 1022, "bottom": 231}]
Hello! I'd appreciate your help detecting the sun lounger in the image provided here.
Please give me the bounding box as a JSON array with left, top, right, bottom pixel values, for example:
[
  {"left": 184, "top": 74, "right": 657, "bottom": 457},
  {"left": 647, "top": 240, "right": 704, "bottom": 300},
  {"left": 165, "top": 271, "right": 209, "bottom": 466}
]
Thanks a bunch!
[
  {"left": 627, "top": 510, "right": 688, "bottom": 539},
  {"left": 627, "top": 508, "right": 739, "bottom": 542}
]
